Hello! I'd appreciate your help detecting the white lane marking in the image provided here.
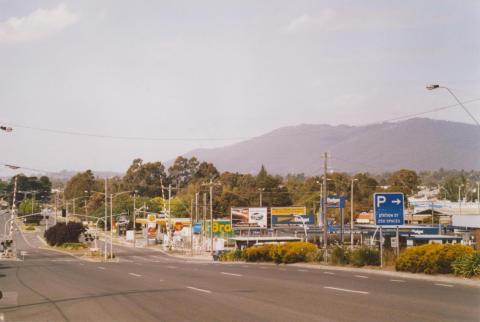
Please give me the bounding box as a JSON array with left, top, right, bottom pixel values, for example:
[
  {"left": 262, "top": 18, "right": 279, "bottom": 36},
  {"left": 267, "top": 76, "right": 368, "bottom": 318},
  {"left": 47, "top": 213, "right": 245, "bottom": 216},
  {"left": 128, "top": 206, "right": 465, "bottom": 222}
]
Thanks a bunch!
[
  {"left": 324, "top": 286, "right": 369, "bottom": 295},
  {"left": 97, "top": 266, "right": 106, "bottom": 270},
  {"left": 390, "top": 279, "right": 405, "bottom": 283},
  {"left": 134, "top": 263, "right": 142, "bottom": 266},
  {"left": 355, "top": 275, "right": 368, "bottom": 279},
  {"left": 159, "top": 279, "right": 164, "bottom": 282},
  {"left": 129, "top": 273, "right": 142, "bottom": 277},
  {"left": 297, "top": 269, "right": 309, "bottom": 272},
  {"left": 79, "top": 263, "right": 85, "bottom": 266},
  {"left": 324, "top": 271, "right": 335, "bottom": 275},
  {"left": 259, "top": 266, "right": 267, "bottom": 269},
  {"left": 242, "top": 265, "right": 249, "bottom": 268},
  {"left": 167, "top": 265, "right": 178, "bottom": 269},
  {"left": 187, "top": 286, "right": 212, "bottom": 294},
  {"left": 279, "top": 268, "right": 287, "bottom": 271},
  {"left": 221, "top": 272, "right": 242, "bottom": 277},
  {"left": 435, "top": 283, "right": 454, "bottom": 288}
]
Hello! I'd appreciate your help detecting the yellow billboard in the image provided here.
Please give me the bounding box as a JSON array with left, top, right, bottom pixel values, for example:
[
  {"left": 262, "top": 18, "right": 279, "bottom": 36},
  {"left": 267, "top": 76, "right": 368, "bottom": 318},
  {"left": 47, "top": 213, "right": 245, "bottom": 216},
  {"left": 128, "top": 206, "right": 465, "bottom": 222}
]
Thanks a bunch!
[{"left": 271, "top": 207, "right": 306, "bottom": 215}]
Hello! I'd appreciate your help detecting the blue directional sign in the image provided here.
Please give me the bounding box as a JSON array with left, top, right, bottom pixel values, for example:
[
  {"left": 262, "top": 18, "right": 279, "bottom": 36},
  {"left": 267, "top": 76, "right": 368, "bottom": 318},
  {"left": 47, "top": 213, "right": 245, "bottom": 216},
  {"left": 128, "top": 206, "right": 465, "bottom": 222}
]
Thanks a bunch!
[{"left": 374, "top": 193, "right": 404, "bottom": 226}]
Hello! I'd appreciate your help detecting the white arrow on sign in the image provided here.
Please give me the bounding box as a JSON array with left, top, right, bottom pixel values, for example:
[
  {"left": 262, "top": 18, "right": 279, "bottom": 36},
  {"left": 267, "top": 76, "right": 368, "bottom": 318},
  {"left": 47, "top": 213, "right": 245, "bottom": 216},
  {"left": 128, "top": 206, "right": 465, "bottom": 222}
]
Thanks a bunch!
[{"left": 392, "top": 199, "right": 401, "bottom": 205}]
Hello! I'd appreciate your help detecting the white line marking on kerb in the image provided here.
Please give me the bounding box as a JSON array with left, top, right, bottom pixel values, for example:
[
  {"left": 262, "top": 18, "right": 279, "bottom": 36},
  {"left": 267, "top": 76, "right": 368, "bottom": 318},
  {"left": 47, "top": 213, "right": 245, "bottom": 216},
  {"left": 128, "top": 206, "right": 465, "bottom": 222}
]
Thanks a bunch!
[
  {"left": 390, "top": 279, "right": 405, "bottom": 283},
  {"left": 221, "top": 272, "right": 242, "bottom": 277},
  {"left": 355, "top": 275, "right": 368, "bottom": 279},
  {"left": 324, "top": 286, "right": 369, "bottom": 295},
  {"left": 129, "top": 273, "right": 142, "bottom": 277},
  {"left": 97, "top": 267, "right": 106, "bottom": 270},
  {"left": 435, "top": 283, "right": 454, "bottom": 288},
  {"left": 324, "top": 272, "right": 335, "bottom": 275},
  {"left": 186, "top": 286, "right": 212, "bottom": 294}
]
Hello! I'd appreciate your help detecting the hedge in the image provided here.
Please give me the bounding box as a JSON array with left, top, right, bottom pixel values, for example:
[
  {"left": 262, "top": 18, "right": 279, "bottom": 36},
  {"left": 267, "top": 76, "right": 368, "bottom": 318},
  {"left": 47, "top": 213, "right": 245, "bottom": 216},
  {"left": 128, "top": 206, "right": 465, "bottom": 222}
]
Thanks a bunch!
[
  {"left": 452, "top": 252, "right": 480, "bottom": 278},
  {"left": 44, "top": 222, "right": 86, "bottom": 246},
  {"left": 395, "top": 244, "right": 473, "bottom": 274}
]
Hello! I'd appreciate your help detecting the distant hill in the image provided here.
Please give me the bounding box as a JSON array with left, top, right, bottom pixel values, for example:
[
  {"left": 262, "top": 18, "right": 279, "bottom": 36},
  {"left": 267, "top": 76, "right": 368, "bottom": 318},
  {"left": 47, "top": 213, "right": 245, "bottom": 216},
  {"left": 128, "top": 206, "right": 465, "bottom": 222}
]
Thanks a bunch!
[{"left": 183, "top": 118, "right": 480, "bottom": 175}]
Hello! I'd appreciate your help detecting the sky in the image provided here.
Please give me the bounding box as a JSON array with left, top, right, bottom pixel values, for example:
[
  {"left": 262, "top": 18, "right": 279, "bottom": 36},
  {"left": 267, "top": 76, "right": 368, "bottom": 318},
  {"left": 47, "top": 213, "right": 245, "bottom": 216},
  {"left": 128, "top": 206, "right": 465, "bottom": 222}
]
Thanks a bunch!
[{"left": 0, "top": 0, "right": 479, "bottom": 176}]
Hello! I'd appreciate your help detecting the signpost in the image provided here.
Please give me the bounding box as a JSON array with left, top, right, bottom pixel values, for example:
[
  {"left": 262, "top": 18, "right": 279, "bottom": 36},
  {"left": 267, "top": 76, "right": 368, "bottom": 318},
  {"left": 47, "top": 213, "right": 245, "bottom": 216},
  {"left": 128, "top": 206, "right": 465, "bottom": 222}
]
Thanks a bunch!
[{"left": 374, "top": 193, "right": 405, "bottom": 266}]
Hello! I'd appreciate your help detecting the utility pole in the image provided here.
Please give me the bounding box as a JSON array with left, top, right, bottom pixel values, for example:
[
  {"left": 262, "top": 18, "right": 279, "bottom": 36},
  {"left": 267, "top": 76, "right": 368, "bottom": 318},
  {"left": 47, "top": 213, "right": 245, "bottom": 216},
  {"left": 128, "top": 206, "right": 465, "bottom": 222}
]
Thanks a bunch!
[
  {"left": 195, "top": 192, "right": 199, "bottom": 223},
  {"left": 9, "top": 176, "right": 18, "bottom": 239},
  {"left": 133, "top": 192, "right": 136, "bottom": 248},
  {"left": 54, "top": 191, "right": 58, "bottom": 225},
  {"left": 210, "top": 181, "right": 214, "bottom": 255},
  {"left": 203, "top": 192, "right": 207, "bottom": 249},
  {"left": 190, "top": 198, "right": 194, "bottom": 255},
  {"left": 322, "top": 152, "right": 328, "bottom": 248},
  {"left": 104, "top": 178, "right": 108, "bottom": 261},
  {"left": 110, "top": 193, "right": 113, "bottom": 259}
]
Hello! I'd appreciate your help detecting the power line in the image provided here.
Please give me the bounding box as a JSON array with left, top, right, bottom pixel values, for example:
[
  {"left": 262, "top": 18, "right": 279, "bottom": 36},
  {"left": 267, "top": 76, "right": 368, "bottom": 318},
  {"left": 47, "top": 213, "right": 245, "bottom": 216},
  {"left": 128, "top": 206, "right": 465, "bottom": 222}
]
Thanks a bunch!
[{"left": 3, "top": 123, "right": 249, "bottom": 142}]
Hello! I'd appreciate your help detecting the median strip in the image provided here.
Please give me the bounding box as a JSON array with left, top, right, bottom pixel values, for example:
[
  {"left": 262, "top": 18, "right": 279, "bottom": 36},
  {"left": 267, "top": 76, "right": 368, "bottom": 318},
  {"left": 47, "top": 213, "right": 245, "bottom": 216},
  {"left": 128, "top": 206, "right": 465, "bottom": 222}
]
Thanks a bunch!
[
  {"left": 186, "top": 286, "right": 212, "bottom": 294},
  {"left": 221, "top": 272, "right": 242, "bottom": 277},
  {"left": 129, "top": 273, "right": 142, "bottom": 277},
  {"left": 324, "top": 286, "right": 369, "bottom": 295}
]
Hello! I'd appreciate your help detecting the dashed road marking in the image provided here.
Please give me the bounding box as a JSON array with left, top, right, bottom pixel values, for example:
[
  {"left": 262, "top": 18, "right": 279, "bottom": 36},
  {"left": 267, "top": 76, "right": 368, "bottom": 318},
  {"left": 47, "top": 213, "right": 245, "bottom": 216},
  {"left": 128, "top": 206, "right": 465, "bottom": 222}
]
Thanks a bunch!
[
  {"left": 298, "top": 269, "right": 309, "bottom": 272},
  {"left": 435, "top": 283, "right": 454, "bottom": 288},
  {"left": 324, "top": 286, "right": 369, "bottom": 295},
  {"left": 355, "top": 275, "right": 368, "bottom": 279},
  {"left": 221, "top": 272, "right": 242, "bottom": 277},
  {"left": 187, "top": 286, "right": 212, "bottom": 294},
  {"left": 324, "top": 271, "right": 335, "bottom": 275},
  {"left": 279, "top": 268, "right": 287, "bottom": 271},
  {"left": 129, "top": 273, "right": 142, "bottom": 277},
  {"left": 167, "top": 265, "right": 178, "bottom": 269},
  {"left": 390, "top": 279, "right": 405, "bottom": 283},
  {"left": 97, "top": 266, "right": 106, "bottom": 270}
]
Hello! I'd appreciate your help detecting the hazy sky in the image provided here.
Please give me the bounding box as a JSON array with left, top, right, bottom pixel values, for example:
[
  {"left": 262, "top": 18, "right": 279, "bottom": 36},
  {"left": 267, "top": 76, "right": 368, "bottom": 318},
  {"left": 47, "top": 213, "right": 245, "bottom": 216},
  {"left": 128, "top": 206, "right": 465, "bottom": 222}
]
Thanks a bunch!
[{"left": 1, "top": 0, "right": 479, "bottom": 176}]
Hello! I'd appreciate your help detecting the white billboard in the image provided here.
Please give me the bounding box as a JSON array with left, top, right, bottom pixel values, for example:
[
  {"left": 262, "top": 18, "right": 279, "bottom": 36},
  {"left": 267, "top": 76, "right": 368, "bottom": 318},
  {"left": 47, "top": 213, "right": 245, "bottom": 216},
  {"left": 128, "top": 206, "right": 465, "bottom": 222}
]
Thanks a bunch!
[{"left": 248, "top": 208, "right": 268, "bottom": 228}]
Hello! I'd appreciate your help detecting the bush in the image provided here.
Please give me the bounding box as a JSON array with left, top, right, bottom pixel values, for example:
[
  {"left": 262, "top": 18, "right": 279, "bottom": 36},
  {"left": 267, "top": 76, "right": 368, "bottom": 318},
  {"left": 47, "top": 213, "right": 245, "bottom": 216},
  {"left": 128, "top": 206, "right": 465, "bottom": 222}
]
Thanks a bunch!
[
  {"left": 44, "top": 222, "right": 86, "bottom": 246},
  {"left": 219, "top": 249, "right": 244, "bottom": 262},
  {"left": 452, "top": 252, "right": 480, "bottom": 278},
  {"left": 241, "top": 242, "right": 320, "bottom": 264},
  {"left": 395, "top": 244, "right": 473, "bottom": 274},
  {"left": 350, "top": 246, "right": 380, "bottom": 267},
  {"left": 25, "top": 225, "right": 36, "bottom": 231},
  {"left": 58, "top": 243, "right": 87, "bottom": 250},
  {"left": 330, "top": 246, "right": 350, "bottom": 265}
]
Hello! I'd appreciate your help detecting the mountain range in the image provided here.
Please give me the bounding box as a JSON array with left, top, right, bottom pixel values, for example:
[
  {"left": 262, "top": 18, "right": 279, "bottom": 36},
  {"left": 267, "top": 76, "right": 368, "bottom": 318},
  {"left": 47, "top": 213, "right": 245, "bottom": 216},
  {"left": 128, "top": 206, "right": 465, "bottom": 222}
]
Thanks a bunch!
[{"left": 183, "top": 118, "right": 480, "bottom": 175}]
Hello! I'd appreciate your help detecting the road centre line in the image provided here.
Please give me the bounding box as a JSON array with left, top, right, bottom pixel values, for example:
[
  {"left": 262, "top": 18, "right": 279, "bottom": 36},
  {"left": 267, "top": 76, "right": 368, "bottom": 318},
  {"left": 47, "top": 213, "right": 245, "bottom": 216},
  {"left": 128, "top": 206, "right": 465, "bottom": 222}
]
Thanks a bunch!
[
  {"left": 129, "top": 273, "right": 142, "bottom": 277},
  {"left": 355, "top": 275, "right": 368, "bottom": 279},
  {"left": 324, "top": 287, "right": 369, "bottom": 295},
  {"left": 221, "top": 272, "right": 242, "bottom": 277},
  {"left": 435, "top": 283, "right": 454, "bottom": 288},
  {"left": 298, "top": 269, "right": 309, "bottom": 272},
  {"left": 324, "top": 272, "right": 335, "bottom": 275},
  {"left": 390, "top": 279, "right": 405, "bottom": 283},
  {"left": 97, "top": 267, "right": 106, "bottom": 270},
  {"left": 167, "top": 265, "right": 178, "bottom": 269},
  {"left": 186, "top": 286, "right": 212, "bottom": 294}
]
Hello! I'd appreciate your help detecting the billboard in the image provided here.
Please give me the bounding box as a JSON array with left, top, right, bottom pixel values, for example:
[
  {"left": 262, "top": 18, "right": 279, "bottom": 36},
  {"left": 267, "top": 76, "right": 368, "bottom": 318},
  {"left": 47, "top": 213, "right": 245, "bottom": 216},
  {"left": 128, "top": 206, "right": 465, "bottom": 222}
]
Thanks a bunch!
[
  {"left": 206, "top": 220, "right": 234, "bottom": 237},
  {"left": 271, "top": 207, "right": 314, "bottom": 226},
  {"left": 231, "top": 207, "right": 267, "bottom": 228}
]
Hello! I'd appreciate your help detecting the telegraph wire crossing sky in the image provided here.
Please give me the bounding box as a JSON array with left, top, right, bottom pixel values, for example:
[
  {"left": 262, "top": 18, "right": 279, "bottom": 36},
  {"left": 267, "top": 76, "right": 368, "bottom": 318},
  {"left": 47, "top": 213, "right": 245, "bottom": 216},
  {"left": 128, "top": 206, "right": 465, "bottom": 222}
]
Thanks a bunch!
[{"left": 0, "top": 1, "right": 479, "bottom": 175}]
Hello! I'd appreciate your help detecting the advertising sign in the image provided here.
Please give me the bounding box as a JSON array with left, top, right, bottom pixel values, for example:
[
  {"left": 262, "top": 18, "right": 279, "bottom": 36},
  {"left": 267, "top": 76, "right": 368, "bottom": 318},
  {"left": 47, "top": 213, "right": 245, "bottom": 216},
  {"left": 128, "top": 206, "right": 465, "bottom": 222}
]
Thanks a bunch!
[
  {"left": 271, "top": 207, "right": 313, "bottom": 226},
  {"left": 322, "top": 196, "right": 346, "bottom": 209},
  {"left": 374, "top": 193, "right": 404, "bottom": 226},
  {"left": 206, "top": 220, "right": 234, "bottom": 237},
  {"left": 231, "top": 207, "right": 267, "bottom": 228}
]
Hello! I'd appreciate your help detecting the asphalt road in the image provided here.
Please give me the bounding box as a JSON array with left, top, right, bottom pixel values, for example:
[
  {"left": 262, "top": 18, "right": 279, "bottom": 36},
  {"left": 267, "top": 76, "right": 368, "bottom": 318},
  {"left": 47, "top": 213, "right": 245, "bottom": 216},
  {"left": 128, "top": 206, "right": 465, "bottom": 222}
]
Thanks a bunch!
[{"left": 1, "top": 213, "right": 479, "bottom": 322}]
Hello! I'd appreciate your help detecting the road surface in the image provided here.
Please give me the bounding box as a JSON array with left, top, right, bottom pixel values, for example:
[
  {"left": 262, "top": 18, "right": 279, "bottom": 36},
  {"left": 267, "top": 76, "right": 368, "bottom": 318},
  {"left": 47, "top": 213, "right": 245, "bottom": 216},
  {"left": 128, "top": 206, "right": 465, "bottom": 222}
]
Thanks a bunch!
[{"left": 1, "top": 213, "right": 479, "bottom": 322}]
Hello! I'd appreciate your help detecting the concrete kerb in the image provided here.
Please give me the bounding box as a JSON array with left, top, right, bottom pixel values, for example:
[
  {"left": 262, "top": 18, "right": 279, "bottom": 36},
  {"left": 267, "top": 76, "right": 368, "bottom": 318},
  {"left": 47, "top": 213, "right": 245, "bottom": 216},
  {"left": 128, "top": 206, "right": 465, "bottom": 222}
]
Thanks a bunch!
[{"left": 289, "top": 263, "right": 480, "bottom": 287}]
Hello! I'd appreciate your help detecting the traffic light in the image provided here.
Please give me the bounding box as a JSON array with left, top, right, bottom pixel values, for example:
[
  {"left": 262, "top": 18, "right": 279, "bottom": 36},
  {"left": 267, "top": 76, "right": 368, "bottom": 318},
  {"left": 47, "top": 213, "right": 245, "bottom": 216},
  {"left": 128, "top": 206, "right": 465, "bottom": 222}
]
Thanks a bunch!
[{"left": 62, "top": 208, "right": 66, "bottom": 217}]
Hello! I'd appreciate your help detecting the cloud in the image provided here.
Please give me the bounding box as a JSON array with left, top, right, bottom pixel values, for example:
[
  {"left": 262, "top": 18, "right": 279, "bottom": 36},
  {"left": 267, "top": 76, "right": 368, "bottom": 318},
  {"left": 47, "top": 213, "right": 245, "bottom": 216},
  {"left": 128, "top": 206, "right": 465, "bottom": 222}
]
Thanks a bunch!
[
  {"left": 283, "top": 8, "right": 411, "bottom": 34},
  {"left": 0, "top": 4, "right": 78, "bottom": 44}
]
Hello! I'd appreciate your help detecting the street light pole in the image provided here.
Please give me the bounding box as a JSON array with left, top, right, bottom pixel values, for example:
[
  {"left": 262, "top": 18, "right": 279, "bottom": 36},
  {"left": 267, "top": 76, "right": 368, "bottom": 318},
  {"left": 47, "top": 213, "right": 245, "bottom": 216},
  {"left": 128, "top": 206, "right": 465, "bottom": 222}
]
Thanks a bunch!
[
  {"left": 350, "top": 178, "right": 358, "bottom": 248},
  {"left": 426, "top": 84, "right": 480, "bottom": 127},
  {"left": 458, "top": 184, "right": 464, "bottom": 216},
  {"left": 322, "top": 152, "right": 328, "bottom": 248},
  {"left": 110, "top": 193, "right": 113, "bottom": 259},
  {"left": 133, "top": 192, "right": 136, "bottom": 248}
]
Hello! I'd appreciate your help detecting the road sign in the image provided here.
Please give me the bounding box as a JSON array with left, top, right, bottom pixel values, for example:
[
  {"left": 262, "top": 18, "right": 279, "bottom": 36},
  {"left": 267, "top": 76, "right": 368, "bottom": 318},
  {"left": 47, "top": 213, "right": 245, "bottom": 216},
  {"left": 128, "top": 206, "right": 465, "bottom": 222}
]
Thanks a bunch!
[{"left": 374, "top": 192, "right": 404, "bottom": 226}]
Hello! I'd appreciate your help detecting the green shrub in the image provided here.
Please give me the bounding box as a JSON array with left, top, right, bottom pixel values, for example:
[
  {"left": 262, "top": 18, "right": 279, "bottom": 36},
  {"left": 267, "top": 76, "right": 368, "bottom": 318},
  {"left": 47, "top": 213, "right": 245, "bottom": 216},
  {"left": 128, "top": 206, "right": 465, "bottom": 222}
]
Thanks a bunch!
[
  {"left": 25, "top": 225, "right": 36, "bottom": 231},
  {"left": 219, "top": 249, "right": 244, "bottom": 262},
  {"left": 330, "top": 246, "right": 350, "bottom": 265},
  {"left": 242, "top": 242, "right": 320, "bottom": 264},
  {"left": 44, "top": 222, "right": 86, "bottom": 246},
  {"left": 452, "top": 252, "right": 480, "bottom": 278},
  {"left": 350, "top": 246, "right": 380, "bottom": 267},
  {"left": 395, "top": 244, "right": 473, "bottom": 274},
  {"left": 243, "top": 244, "right": 275, "bottom": 262},
  {"left": 58, "top": 243, "right": 87, "bottom": 250}
]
